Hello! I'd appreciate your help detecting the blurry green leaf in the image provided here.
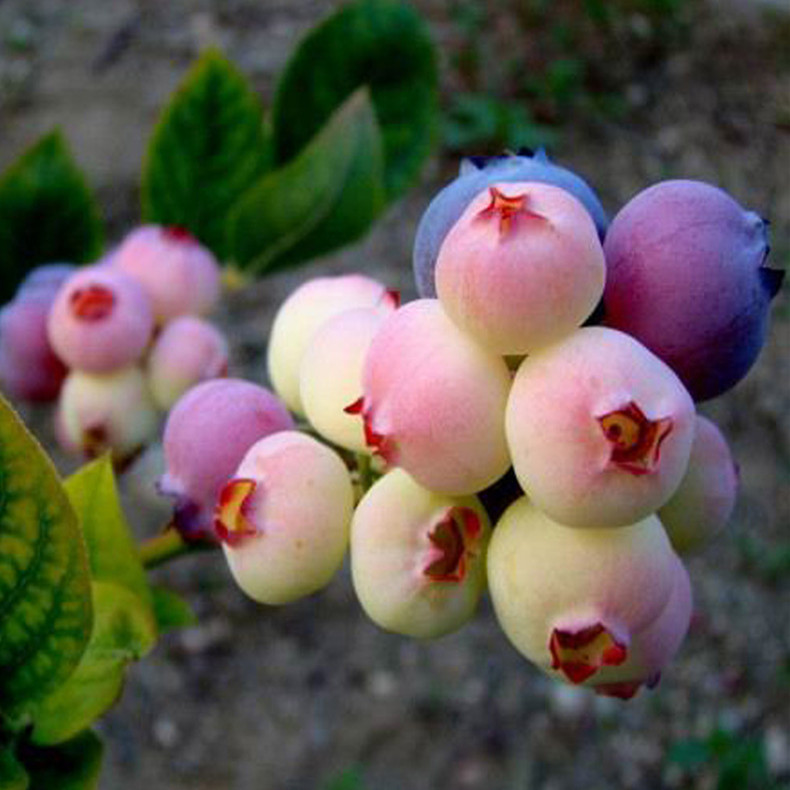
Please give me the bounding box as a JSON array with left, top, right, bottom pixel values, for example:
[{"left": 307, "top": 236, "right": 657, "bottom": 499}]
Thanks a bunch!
[
  {"left": 0, "top": 749, "right": 28, "bottom": 790},
  {"left": 142, "top": 48, "right": 271, "bottom": 259},
  {"left": 230, "top": 88, "right": 386, "bottom": 273},
  {"left": 0, "top": 393, "right": 93, "bottom": 720},
  {"left": 65, "top": 456, "right": 152, "bottom": 609},
  {"left": 0, "top": 131, "right": 103, "bottom": 302},
  {"left": 31, "top": 582, "right": 156, "bottom": 746},
  {"left": 325, "top": 765, "right": 366, "bottom": 790},
  {"left": 151, "top": 586, "right": 197, "bottom": 633},
  {"left": 666, "top": 737, "right": 711, "bottom": 769},
  {"left": 272, "top": 0, "right": 437, "bottom": 199},
  {"left": 22, "top": 730, "right": 103, "bottom": 790}
]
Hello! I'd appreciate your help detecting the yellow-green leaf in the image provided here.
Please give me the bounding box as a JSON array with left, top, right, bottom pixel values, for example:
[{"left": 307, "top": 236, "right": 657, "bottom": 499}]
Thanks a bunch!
[{"left": 0, "top": 394, "right": 92, "bottom": 719}]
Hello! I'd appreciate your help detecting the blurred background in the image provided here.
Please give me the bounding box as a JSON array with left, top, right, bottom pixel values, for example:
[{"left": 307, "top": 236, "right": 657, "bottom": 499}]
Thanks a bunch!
[{"left": 1, "top": 1, "right": 789, "bottom": 788}]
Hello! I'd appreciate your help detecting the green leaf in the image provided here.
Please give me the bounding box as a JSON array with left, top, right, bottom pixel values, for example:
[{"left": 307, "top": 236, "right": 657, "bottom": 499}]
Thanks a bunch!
[
  {"left": 0, "top": 749, "right": 28, "bottom": 790},
  {"left": 64, "top": 456, "right": 152, "bottom": 610},
  {"left": 31, "top": 582, "right": 156, "bottom": 746},
  {"left": 272, "top": 0, "right": 437, "bottom": 200},
  {"left": 0, "top": 394, "right": 93, "bottom": 720},
  {"left": 230, "top": 88, "right": 386, "bottom": 274},
  {"left": 0, "top": 130, "right": 103, "bottom": 302},
  {"left": 151, "top": 586, "right": 197, "bottom": 633},
  {"left": 142, "top": 48, "right": 271, "bottom": 259},
  {"left": 666, "top": 738, "right": 711, "bottom": 769},
  {"left": 21, "top": 730, "right": 103, "bottom": 790}
]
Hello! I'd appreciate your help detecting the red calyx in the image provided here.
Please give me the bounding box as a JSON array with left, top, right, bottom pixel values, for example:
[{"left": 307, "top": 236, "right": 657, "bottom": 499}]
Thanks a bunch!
[
  {"left": 478, "top": 186, "right": 548, "bottom": 236},
  {"left": 423, "top": 507, "right": 481, "bottom": 583},
  {"left": 598, "top": 400, "right": 673, "bottom": 476},
  {"left": 549, "top": 623, "right": 628, "bottom": 684},
  {"left": 343, "top": 396, "right": 396, "bottom": 462},
  {"left": 69, "top": 284, "right": 116, "bottom": 321},
  {"left": 163, "top": 225, "right": 197, "bottom": 243},
  {"left": 214, "top": 478, "right": 259, "bottom": 547}
]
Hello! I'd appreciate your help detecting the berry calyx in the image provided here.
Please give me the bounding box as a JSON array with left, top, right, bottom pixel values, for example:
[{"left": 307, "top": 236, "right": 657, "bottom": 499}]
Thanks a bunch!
[
  {"left": 549, "top": 623, "right": 627, "bottom": 684},
  {"left": 423, "top": 506, "right": 481, "bottom": 583},
  {"left": 214, "top": 478, "right": 258, "bottom": 547},
  {"left": 598, "top": 401, "right": 673, "bottom": 475},
  {"left": 478, "top": 186, "right": 548, "bottom": 235},
  {"left": 69, "top": 284, "right": 116, "bottom": 321}
]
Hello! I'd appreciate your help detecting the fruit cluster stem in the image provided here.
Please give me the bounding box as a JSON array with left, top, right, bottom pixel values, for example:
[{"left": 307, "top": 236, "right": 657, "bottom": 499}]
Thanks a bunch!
[{"left": 139, "top": 527, "right": 216, "bottom": 570}]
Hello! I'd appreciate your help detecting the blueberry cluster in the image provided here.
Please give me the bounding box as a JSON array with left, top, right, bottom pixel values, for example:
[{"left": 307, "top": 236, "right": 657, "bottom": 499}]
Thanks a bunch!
[
  {"left": 197, "top": 151, "right": 779, "bottom": 701},
  {"left": 0, "top": 225, "right": 228, "bottom": 465}
]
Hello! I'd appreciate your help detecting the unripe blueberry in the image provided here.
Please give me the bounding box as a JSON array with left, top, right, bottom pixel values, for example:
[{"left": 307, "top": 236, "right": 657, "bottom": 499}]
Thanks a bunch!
[
  {"left": 414, "top": 149, "right": 608, "bottom": 297},
  {"left": 112, "top": 225, "right": 221, "bottom": 324},
  {"left": 436, "top": 182, "right": 606, "bottom": 354},
  {"left": 56, "top": 366, "right": 159, "bottom": 465},
  {"left": 268, "top": 274, "right": 398, "bottom": 415},
  {"left": 47, "top": 266, "right": 154, "bottom": 373},
  {"left": 216, "top": 431, "right": 353, "bottom": 605},
  {"left": 0, "top": 292, "right": 67, "bottom": 402},
  {"left": 17, "top": 262, "right": 77, "bottom": 298},
  {"left": 351, "top": 469, "right": 490, "bottom": 638},
  {"left": 506, "top": 327, "right": 695, "bottom": 527},
  {"left": 658, "top": 415, "right": 738, "bottom": 554},
  {"left": 299, "top": 308, "right": 388, "bottom": 453},
  {"left": 147, "top": 316, "right": 229, "bottom": 410},
  {"left": 603, "top": 180, "right": 784, "bottom": 401},
  {"left": 487, "top": 498, "right": 678, "bottom": 689},
  {"left": 591, "top": 557, "right": 692, "bottom": 699},
  {"left": 351, "top": 299, "right": 512, "bottom": 494},
  {"left": 158, "top": 378, "right": 294, "bottom": 541}
]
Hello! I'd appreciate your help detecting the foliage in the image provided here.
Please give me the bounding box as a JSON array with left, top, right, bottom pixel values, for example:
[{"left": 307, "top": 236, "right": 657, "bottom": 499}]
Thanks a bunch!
[
  {"left": 0, "top": 132, "right": 103, "bottom": 302},
  {"left": 0, "top": 0, "right": 438, "bottom": 293}
]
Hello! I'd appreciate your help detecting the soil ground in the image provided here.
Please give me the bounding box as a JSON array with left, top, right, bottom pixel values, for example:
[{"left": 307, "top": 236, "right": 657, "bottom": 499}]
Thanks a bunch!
[{"left": 1, "top": 1, "right": 789, "bottom": 789}]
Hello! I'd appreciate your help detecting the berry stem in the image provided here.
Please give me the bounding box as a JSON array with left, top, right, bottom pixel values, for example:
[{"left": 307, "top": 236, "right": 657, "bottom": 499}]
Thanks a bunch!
[{"left": 139, "top": 526, "right": 216, "bottom": 570}]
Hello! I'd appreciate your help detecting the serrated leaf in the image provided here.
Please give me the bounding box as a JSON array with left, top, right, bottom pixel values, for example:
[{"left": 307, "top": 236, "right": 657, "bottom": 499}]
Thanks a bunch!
[
  {"left": 65, "top": 456, "right": 152, "bottom": 610},
  {"left": 31, "top": 582, "right": 156, "bottom": 746},
  {"left": 229, "top": 88, "right": 385, "bottom": 273},
  {"left": 21, "top": 730, "right": 103, "bottom": 790},
  {"left": 142, "top": 48, "right": 271, "bottom": 259},
  {"left": 0, "top": 394, "right": 93, "bottom": 719},
  {"left": 0, "top": 749, "right": 28, "bottom": 790},
  {"left": 151, "top": 586, "right": 197, "bottom": 633},
  {"left": 272, "top": 0, "right": 437, "bottom": 199},
  {"left": 0, "top": 131, "right": 103, "bottom": 302}
]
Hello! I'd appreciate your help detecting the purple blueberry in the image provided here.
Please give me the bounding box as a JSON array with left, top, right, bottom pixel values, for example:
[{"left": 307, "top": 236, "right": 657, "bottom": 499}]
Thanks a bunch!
[
  {"left": 603, "top": 180, "right": 784, "bottom": 401},
  {"left": 413, "top": 149, "right": 609, "bottom": 297},
  {"left": 17, "top": 262, "right": 77, "bottom": 298}
]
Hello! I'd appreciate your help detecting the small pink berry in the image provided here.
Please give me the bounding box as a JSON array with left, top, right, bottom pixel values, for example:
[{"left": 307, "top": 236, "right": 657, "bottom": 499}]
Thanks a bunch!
[
  {"left": 47, "top": 266, "right": 154, "bottom": 373},
  {"left": 147, "top": 316, "right": 229, "bottom": 410},
  {"left": 112, "top": 225, "right": 221, "bottom": 324}
]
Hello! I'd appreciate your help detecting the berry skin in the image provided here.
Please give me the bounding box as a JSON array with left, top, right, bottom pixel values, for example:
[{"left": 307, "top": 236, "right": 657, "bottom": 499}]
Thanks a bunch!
[
  {"left": 299, "top": 307, "right": 388, "bottom": 453},
  {"left": 351, "top": 469, "right": 490, "bottom": 639},
  {"left": 659, "top": 415, "right": 738, "bottom": 554},
  {"left": 352, "top": 299, "right": 512, "bottom": 495},
  {"left": 158, "top": 378, "right": 294, "bottom": 542},
  {"left": 413, "top": 149, "right": 608, "bottom": 298},
  {"left": 505, "top": 327, "right": 696, "bottom": 528},
  {"left": 112, "top": 225, "right": 221, "bottom": 324},
  {"left": 147, "top": 316, "right": 229, "bottom": 410},
  {"left": 47, "top": 266, "right": 155, "bottom": 373},
  {"left": 267, "top": 274, "right": 397, "bottom": 415},
  {"left": 17, "top": 262, "right": 77, "bottom": 298},
  {"left": 436, "top": 182, "right": 606, "bottom": 354},
  {"left": 0, "top": 291, "right": 67, "bottom": 402},
  {"left": 602, "top": 180, "right": 784, "bottom": 401},
  {"left": 215, "top": 431, "right": 353, "bottom": 605},
  {"left": 487, "top": 497, "right": 680, "bottom": 692},
  {"left": 56, "top": 366, "right": 159, "bottom": 465}
]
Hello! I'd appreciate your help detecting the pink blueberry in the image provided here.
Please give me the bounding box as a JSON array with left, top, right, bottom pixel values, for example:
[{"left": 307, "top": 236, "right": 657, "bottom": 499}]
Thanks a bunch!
[
  {"left": 112, "top": 225, "right": 221, "bottom": 324},
  {"left": 351, "top": 298, "right": 512, "bottom": 495},
  {"left": 436, "top": 182, "right": 606, "bottom": 354},
  {"left": 487, "top": 497, "right": 681, "bottom": 694},
  {"left": 56, "top": 366, "right": 159, "bottom": 466},
  {"left": 0, "top": 292, "right": 67, "bottom": 402},
  {"left": 147, "top": 316, "right": 229, "bottom": 410},
  {"left": 267, "top": 274, "right": 398, "bottom": 415},
  {"left": 602, "top": 180, "right": 783, "bottom": 401},
  {"left": 215, "top": 431, "right": 353, "bottom": 605},
  {"left": 47, "top": 266, "right": 155, "bottom": 373},
  {"left": 158, "top": 378, "right": 294, "bottom": 542},
  {"left": 659, "top": 415, "right": 738, "bottom": 554},
  {"left": 351, "top": 468, "right": 491, "bottom": 638},
  {"left": 505, "top": 326, "right": 696, "bottom": 527}
]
